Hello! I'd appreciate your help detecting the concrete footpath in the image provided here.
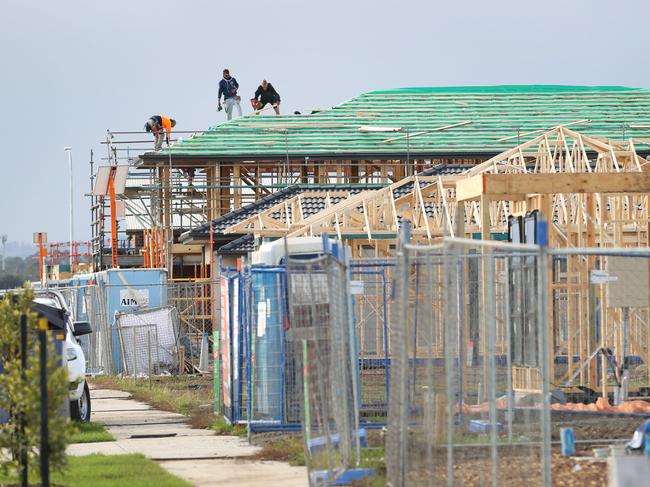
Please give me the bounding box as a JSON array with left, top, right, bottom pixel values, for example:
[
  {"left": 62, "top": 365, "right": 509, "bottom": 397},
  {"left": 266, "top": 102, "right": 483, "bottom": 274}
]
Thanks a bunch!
[{"left": 68, "top": 388, "right": 307, "bottom": 487}]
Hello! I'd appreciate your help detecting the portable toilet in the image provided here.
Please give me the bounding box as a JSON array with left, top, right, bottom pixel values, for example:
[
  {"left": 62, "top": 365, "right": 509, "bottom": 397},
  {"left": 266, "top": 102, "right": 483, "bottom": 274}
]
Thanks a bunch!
[{"left": 248, "top": 237, "right": 342, "bottom": 427}]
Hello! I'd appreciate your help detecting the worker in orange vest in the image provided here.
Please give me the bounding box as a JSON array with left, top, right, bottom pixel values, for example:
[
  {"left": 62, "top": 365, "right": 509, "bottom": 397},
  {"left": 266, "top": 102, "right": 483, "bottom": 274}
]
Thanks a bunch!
[{"left": 145, "top": 115, "right": 176, "bottom": 151}]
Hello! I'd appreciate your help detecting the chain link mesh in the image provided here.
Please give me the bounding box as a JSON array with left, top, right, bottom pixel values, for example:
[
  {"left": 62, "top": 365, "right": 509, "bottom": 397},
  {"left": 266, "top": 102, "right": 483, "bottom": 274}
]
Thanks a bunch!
[
  {"left": 286, "top": 253, "right": 361, "bottom": 485},
  {"left": 350, "top": 260, "right": 393, "bottom": 423},
  {"left": 115, "top": 306, "right": 179, "bottom": 375},
  {"left": 548, "top": 249, "right": 650, "bottom": 444},
  {"left": 168, "top": 280, "right": 214, "bottom": 373},
  {"left": 386, "top": 239, "right": 551, "bottom": 486}
]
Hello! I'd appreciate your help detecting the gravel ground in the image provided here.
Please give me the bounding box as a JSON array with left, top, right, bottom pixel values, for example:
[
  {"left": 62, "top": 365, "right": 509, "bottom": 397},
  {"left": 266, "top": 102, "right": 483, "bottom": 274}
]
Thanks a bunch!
[
  {"left": 391, "top": 447, "right": 607, "bottom": 486},
  {"left": 551, "top": 412, "right": 642, "bottom": 441},
  {"left": 552, "top": 451, "right": 607, "bottom": 487}
]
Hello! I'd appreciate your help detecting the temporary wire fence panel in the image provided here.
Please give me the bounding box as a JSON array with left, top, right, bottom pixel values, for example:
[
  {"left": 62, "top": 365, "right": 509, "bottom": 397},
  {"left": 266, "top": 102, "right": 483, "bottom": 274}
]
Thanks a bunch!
[
  {"left": 219, "top": 266, "right": 297, "bottom": 430},
  {"left": 63, "top": 279, "right": 171, "bottom": 375},
  {"left": 286, "top": 254, "right": 362, "bottom": 486},
  {"left": 219, "top": 259, "right": 393, "bottom": 431},
  {"left": 53, "top": 285, "right": 93, "bottom": 370},
  {"left": 59, "top": 284, "right": 113, "bottom": 374},
  {"left": 350, "top": 260, "right": 394, "bottom": 423},
  {"left": 386, "top": 238, "right": 551, "bottom": 487},
  {"left": 547, "top": 248, "right": 650, "bottom": 442},
  {"left": 250, "top": 267, "right": 292, "bottom": 427},
  {"left": 235, "top": 271, "right": 249, "bottom": 423},
  {"left": 83, "top": 285, "right": 112, "bottom": 374},
  {"left": 219, "top": 270, "right": 245, "bottom": 423},
  {"left": 117, "top": 324, "right": 160, "bottom": 376},
  {"left": 168, "top": 279, "right": 214, "bottom": 373},
  {"left": 115, "top": 306, "right": 180, "bottom": 375}
]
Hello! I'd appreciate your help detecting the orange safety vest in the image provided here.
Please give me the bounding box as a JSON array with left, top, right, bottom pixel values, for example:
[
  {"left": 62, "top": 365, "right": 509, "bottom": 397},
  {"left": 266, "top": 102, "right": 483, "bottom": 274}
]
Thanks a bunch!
[{"left": 161, "top": 115, "right": 172, "bottom": 136}]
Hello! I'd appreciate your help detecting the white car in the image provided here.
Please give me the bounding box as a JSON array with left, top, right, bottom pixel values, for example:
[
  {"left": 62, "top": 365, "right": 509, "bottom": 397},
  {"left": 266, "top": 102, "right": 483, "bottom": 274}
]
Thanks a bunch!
[{"left": 33, "top": 290, "right": 92, "bottom": 423}]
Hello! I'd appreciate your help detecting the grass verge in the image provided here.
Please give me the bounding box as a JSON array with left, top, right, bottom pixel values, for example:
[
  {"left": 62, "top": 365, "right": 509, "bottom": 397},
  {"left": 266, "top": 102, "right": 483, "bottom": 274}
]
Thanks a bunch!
[
  {"left": 0, "top": 454, "right": 191, "bottom": 487},
  {"left": 70, "top": 422, "right": 114, "bottom": 443},
  {"left": 90, "top": 375, "right": 214, "bottom": 429},
  {"left": 350, "top": 448, "right": 386, "bottom": 486},
  {"left": 253, "top": 436, "right": 306, "bottom": 466},
  {"left": 211, "top": 416, "right": 247, "bottom": 437}
]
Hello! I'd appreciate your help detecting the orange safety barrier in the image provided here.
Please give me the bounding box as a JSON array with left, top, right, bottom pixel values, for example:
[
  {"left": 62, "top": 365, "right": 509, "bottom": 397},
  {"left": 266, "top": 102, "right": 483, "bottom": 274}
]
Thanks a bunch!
[
  {"left": 551, "top": 397, "right": 650, "bottom": 414},
  {"left": 455, "top": 397, "right": 508, "bottom": 415},
  {"left": 454, "top": 396, "right": 650, "bottom": 415}
]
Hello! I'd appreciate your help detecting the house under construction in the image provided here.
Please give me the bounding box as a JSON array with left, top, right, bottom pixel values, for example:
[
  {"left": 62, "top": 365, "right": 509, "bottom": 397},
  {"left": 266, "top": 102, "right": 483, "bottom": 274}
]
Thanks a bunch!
[
  {"left": 87, "top": 83, "right": 650, "bottom": 393},
  {"left": 92, "top": 85, "right": 650, "bottom": 271}
]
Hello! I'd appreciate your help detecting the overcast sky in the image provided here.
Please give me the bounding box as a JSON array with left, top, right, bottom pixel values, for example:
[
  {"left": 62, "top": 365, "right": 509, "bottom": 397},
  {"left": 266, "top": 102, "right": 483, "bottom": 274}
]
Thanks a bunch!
[{"left": 1, "top": 0, "right": 648, "bottom": 244}]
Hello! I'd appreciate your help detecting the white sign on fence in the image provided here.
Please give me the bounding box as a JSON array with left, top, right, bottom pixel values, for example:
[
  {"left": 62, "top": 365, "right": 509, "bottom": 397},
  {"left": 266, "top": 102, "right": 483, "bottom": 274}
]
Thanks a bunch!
[
  {"left": 119, "top": 289, "right": 150, "bottom": 307},
  {"left": 257, "top": 301, "right": 267, "bottom": 337},
  {"left": 350, "top": 280, "right": 365, "bottom": 295},
  {"left": 590, "top": 270, "right": 611, "bottom": 284}
]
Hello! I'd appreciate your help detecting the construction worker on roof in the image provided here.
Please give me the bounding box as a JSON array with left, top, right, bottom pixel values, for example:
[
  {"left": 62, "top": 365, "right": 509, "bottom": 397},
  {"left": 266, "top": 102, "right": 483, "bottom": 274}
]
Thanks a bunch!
[
  {"left": 252, "top": 80, "right": 281, "bottom": 115},
  {"left": 217, "top": 69, "right": 242, "bottom": 120},
  {"left": 145, "top": 115, "right": 176, "bottom": 151}
]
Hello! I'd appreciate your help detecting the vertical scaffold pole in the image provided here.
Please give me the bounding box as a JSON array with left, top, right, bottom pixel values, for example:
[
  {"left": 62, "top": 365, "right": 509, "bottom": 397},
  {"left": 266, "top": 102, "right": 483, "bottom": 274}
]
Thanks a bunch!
[{"left": 537, "top": 218, "right": 552, "bottom": 487}]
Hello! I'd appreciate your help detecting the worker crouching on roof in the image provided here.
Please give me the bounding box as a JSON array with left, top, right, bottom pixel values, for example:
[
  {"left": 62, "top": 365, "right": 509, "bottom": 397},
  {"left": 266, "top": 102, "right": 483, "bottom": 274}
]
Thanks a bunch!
[
  {"left": 145, "top": 115, "right": 176, "bottom": 151},
  {"left": 217, "top": 69, "right": 242, "bottom": 120},
  {"left": 252, "top": 80, "right": 281, "bottom": 115}
]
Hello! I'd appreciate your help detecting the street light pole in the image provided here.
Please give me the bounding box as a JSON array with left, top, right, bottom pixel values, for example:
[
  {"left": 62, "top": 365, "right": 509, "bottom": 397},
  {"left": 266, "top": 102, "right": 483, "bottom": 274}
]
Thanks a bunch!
[
  {"left": 64, "top": 147, "right": 74, "bottom": 269},
  {"left": 1, "top": 234, "right": 6, "bottom": 271}
]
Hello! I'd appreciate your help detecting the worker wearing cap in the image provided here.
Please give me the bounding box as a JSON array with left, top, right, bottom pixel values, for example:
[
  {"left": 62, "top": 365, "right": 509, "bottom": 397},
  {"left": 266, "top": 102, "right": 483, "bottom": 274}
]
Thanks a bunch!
[
  {"left": 217, "top": 69, "right": 242, "bottom": 120},
  {"left": 145, "top": 115, "right": 176, "bottom": 151},
  {"left": 253, "top": 80, "right": 281, "bottom": 115}
]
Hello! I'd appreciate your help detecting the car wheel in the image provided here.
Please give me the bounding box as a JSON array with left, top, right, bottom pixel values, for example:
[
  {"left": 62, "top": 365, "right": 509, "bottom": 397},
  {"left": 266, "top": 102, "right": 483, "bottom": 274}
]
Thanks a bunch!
[{"left": 70, "top": 382, "right": 91, "bottom": 423}]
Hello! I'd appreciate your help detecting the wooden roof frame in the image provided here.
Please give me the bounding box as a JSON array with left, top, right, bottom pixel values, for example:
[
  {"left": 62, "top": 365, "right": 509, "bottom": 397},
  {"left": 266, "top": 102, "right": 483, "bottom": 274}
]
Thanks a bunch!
[{"left": 233, "top": 127, "right": 650, "bottom": 244}]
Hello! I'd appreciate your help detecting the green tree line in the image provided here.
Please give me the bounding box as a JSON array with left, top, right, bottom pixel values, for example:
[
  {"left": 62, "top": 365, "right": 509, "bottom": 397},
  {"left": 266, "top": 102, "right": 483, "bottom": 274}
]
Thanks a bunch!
[{"left": 0, "top": 256, "right": 39, "bottom": 290}]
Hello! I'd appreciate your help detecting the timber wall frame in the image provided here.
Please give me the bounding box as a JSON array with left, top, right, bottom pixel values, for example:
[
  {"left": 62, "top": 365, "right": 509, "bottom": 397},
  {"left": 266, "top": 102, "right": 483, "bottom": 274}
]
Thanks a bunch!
[
  {"left": 133, "top": 154, "right": 484, "bottom": 269},
  {"left": 223, "top": 127, "right": 650, "bottom": 393},
  {"left": 137, "top": 157, "right": 483, "bottom": 220},
  {"left": 108, "top": 125, "right": 650, "bottom": 392},
  {"left": 229, "top": 127, "right": 649, "bottom": 248}
]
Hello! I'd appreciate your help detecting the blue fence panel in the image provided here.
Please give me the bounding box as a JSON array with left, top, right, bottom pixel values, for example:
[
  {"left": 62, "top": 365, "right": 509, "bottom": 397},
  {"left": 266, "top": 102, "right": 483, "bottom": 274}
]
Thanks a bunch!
[{"left": 219, "top": 259, "right": 395, "bottom": 431}]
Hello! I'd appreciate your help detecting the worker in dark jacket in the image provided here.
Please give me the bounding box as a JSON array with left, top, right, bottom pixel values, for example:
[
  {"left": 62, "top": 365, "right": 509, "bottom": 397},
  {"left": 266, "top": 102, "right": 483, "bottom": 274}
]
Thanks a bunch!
[
  {"left": 253, "top": 80, "right": 281, "bottom": 115},
  {"left": 144, "top": 115, "right": 176, "bottom": 151},
  {"left": 217, "top": 69, "right": 242, "bottom": 120}
]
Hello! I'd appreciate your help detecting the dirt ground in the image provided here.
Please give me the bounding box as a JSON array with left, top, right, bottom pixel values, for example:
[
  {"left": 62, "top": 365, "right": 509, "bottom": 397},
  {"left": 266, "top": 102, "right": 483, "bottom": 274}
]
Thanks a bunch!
[
  {"left": 351, "top": 446, "right": 607, "bottom": 486},
  {"left": 443, "top": 450, "right": 606, "bottom": 486},
  {"left": 551, "top": 412, "right": 641, "bottom": 441},
  {"left": 552, "top": 450, "right": 607, "bottom": 487},
  {"left": 92, "top": 375, "right": 642, "bottom": 486}
]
